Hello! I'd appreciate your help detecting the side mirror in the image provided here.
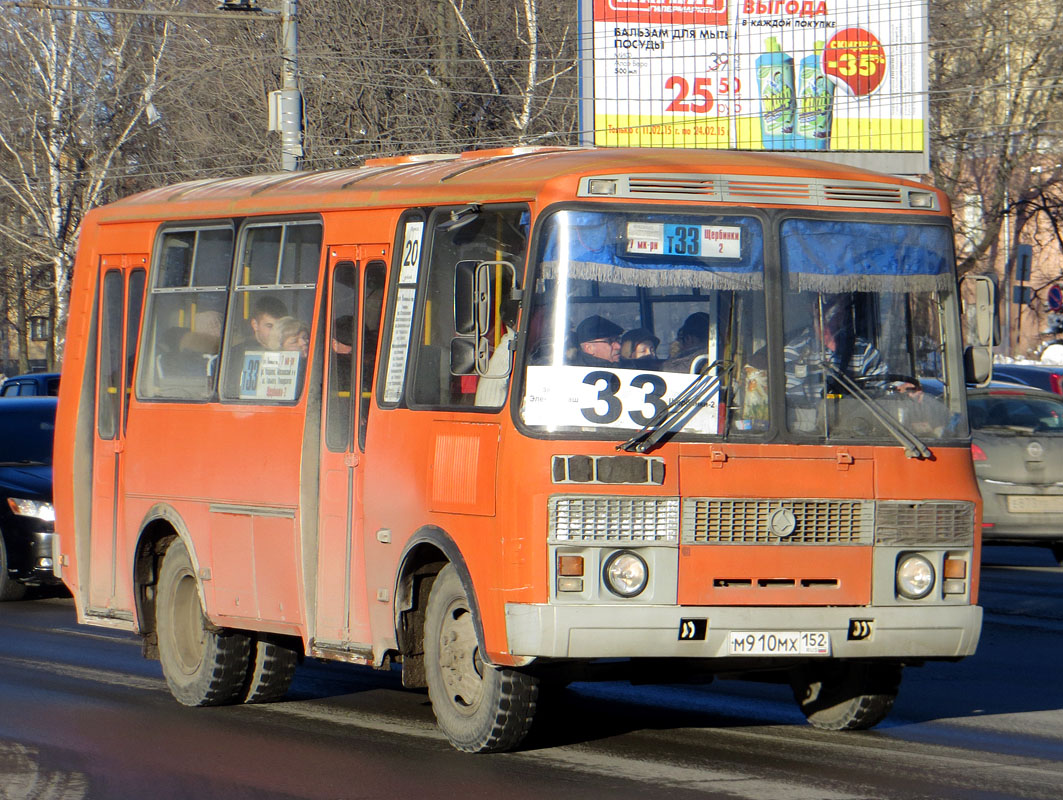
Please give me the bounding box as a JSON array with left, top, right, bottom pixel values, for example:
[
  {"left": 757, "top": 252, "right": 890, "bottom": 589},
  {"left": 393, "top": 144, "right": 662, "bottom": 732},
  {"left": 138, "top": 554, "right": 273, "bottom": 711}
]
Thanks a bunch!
[
  {"left": 962, "top": 275, "right": 995, "bottom": 385},
  {"left": 451, "top": 259, "right": 518, "bottom": 377},
  {"left": 453, "top": 260, "right": 478, "bottom": 336}
]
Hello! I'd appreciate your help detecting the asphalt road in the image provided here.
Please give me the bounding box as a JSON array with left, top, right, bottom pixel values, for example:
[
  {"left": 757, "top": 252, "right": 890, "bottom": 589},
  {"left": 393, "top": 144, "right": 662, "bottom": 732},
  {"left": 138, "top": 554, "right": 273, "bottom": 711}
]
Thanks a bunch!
[{"left": 1, "top": 546, "right": 1061, "bottom": 800}]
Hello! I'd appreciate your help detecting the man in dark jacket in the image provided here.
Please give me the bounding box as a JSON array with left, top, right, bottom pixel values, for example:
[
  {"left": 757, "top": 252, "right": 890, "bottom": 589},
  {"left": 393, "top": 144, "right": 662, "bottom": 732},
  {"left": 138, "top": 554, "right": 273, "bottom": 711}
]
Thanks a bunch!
[{"left": 572, "top": 315, "right": 623, "bottom": 367}]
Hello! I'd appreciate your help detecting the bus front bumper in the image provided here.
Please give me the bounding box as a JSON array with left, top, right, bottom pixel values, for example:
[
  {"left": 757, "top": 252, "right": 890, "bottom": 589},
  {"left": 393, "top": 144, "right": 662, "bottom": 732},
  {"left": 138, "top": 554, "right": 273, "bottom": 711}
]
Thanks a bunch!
[{"left": 504, "top": 603, "right": 982, "bottom": 661}]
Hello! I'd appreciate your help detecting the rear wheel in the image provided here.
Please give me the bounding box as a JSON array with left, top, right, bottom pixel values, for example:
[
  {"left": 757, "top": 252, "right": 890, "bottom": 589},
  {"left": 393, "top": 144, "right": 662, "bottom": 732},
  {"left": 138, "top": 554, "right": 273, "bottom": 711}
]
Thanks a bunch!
[
  {"left": 424, "top": 564, "right": 538, "bottom": 753},
  {"left": 792, "top": 661, "right": 901, "bottom": 731},
  {"left": 0, "top": 530, "right": 28, "bottom": 602},
  {"left": 156, "top": 539, "right": 250, "bottom": 706},
  {"left": 242, "top": 634, "right": 299, "bottom": 703}
]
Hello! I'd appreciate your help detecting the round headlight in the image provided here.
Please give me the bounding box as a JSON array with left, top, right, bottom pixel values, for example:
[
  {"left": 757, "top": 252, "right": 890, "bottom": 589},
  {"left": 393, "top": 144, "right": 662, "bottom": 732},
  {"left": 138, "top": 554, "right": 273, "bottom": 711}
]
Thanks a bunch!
[
  {"left": 602, "top": 551, "right": 648, "bottom": 598},
  {"left": 896, "top": 554, "right": 935, "bottom": 599}
]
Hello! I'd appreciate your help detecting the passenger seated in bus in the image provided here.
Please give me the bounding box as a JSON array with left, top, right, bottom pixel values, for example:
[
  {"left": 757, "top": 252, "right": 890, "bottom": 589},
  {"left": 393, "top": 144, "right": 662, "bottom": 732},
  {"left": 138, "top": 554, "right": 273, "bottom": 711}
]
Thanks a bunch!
[
  {"left": 619, "top": 328, "right": 662, "bottom": 370},
  {"left": 784, "top": 294, "right": 887, "bottom": 397},
  {"left": 269, "top": 316, "right": 310, "bottom": 357},
  {"left": 329, "top": 315, "right": 354, "bottom": 392},
  {"left": 224, "top": 295, "right": 288, "bottom": 395},
  {"left": 247, "top": 295, "right": 287, "bottom": 349},
  {"left": 571, "top": 315, "right": 622, "bottom": 367},
  {"left": 663, "top": 312, "right": 711, "bottom": 373}
]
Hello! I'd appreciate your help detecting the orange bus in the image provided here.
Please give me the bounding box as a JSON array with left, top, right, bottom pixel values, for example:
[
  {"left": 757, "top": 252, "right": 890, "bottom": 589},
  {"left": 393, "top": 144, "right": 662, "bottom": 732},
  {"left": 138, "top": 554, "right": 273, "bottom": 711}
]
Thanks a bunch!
[{"left": 54, "top": 147, "right": 989, "bottom": 753}]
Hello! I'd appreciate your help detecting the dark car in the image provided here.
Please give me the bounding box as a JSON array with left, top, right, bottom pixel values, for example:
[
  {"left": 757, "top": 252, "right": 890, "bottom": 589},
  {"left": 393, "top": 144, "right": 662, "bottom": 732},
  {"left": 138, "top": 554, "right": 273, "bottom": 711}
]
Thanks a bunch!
[
  {"left": 990, "top": 363, "right": 1063, "bottom": 395},
  {"left": 0, "top": 396, "right": 62, "bottom": 600},
  {"left": 1, "top": 372, "right": 60, "bottom": 397},
  {"left": 969, "top": 384, "right": 1063, "bottom": 565}
]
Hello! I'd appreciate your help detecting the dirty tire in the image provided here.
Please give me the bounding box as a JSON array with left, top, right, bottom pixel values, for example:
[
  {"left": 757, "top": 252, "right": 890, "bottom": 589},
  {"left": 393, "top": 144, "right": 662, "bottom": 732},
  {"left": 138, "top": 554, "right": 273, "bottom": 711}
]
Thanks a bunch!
[
  {"left": 424, "top": 564, "right": 538, "bottom": 753},
  {"left": 242, "top": 634, "right": 299, "bottom": 703},
  {"left": 156, "top": 539, "right": 251, "bottom": 706},
  {"left": 792, "top": 661, "right": 902, "bottom": 731},
  {"left": 0, "top": 530, "right": 28, "bottom": 602}
]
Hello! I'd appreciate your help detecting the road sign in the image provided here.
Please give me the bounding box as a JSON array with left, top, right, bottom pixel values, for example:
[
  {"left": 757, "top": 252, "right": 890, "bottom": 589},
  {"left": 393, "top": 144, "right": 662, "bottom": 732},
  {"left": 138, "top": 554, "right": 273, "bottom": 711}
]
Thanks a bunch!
[
  {"left": 1016, "top": 243, "right": 1033, "bottom": 283},
  {"left": 1047, "top": 284, "right": 1063, "bottom": 312}
]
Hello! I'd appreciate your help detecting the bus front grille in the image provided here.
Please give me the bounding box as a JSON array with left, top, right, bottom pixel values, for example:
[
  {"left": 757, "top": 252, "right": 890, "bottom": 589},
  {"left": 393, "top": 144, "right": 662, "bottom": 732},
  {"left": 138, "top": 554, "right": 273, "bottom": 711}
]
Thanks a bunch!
[
  {"left": 682, "top": 498, "right": 874, "bottom": 545},
  {"left": 682, "top": 499, "right": 976, "bottom": 546},
  {"left": 549, "top": 496, "right": 680, "bottom": 543},
  {"left": 874, "top": 501, "right": 975, "bottom": 545}
]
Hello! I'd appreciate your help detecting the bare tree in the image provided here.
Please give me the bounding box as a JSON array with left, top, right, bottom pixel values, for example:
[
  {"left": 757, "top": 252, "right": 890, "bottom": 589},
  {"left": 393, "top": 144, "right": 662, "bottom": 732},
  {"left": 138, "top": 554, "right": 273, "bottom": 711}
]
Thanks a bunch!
[
  {"left": 0, "top": 3, "right": 176, "bottom": 364},
  {"left": 930, "top": 0, "right": 1063, "bottom": 276}
]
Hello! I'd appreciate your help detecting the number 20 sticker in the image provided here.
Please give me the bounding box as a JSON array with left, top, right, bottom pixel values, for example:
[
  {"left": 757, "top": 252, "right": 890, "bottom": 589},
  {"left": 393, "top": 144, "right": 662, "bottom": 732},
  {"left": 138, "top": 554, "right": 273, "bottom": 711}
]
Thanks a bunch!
[{"left": 397, "top": 221, "right": 424, "bottom": 284}]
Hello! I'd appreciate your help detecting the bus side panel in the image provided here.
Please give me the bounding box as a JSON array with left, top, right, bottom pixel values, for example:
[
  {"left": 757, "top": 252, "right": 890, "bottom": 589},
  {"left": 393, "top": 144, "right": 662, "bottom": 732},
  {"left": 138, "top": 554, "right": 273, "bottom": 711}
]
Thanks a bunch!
[
  {"left": 362, "top": 408, "right": 511, "bottom": 659},
  {"left": 121, "top": 402, "right": 308, "bottom": 632}
]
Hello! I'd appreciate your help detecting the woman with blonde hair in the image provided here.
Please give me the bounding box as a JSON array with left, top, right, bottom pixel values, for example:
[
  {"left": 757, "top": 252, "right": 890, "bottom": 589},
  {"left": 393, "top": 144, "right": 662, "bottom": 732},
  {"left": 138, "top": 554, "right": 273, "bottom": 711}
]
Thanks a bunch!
[{"left": 267, "top": 316, "right": 310, "bottom": 357}]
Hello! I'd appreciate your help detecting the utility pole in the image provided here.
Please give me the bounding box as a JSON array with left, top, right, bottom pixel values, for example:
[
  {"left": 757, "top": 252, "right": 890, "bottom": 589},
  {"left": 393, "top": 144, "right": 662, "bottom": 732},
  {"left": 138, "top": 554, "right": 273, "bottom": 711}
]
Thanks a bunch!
[
  {"left": 276, "top": 0, "right": 304, "bottom": 171},
  {"left": 220, "top": 0, "right": 304, "bottom": 172}
]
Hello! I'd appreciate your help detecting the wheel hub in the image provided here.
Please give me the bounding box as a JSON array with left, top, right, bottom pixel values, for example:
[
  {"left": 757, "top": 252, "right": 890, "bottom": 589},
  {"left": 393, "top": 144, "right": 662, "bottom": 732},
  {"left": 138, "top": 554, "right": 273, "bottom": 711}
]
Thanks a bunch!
[{"left": 438, "top": 605, "right": 484, "bottom": 709}]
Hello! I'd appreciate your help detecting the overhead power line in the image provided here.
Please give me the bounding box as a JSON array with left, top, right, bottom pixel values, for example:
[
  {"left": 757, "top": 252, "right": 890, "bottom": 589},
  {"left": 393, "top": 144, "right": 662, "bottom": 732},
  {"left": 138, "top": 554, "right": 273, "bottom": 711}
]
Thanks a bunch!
[{"left": 1, "top": 0, "right": 278, "bottom": 21}]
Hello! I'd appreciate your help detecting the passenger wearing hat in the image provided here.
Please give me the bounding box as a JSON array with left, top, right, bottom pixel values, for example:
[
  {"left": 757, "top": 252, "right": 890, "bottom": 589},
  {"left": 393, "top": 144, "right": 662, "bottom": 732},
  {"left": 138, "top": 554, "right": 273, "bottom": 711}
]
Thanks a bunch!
[
  {"left": 573, "top": 314, "right": 623, "bottom": 366},
  {"left": 619, "top": 327, "right": 662, "bottom": 370},
  {"left": 664, "top": 312, "right": 712, "bottom": 373}
]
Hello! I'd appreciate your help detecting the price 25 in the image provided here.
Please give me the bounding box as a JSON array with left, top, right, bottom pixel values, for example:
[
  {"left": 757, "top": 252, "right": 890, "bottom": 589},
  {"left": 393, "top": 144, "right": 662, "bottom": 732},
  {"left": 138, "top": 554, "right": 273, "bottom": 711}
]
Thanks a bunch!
[{"left": 665, "top": 76, "right": 741, "bottom": 113}]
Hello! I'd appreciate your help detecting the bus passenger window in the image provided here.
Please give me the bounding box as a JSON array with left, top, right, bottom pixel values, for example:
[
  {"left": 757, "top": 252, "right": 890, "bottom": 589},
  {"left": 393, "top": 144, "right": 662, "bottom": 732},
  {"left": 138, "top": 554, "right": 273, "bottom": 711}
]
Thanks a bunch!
[
  {"left": 138, "top": 225, "right": 232, "bottom": 402},
  {"left": 411, "top": 206, "right": 527, "bottom": 409},
  {"left": 221, "top": 220, "right": 321, "bottom": 403},
  {"left": 359, "top": 262, "right": 386, "bottom": 448}
]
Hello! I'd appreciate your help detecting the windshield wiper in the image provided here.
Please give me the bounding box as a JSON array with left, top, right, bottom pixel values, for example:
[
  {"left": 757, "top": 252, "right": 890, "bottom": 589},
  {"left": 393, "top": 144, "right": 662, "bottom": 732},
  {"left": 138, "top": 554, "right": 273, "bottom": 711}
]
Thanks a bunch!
[
  {"left": 618, "top": 360, "right": 733, "bottom": 454},
  {"left": 0, "top": 459, "right": 48, "bottom": 466},
  {"left": 821, "top": 362, "right": 932, "bottom": 459}
]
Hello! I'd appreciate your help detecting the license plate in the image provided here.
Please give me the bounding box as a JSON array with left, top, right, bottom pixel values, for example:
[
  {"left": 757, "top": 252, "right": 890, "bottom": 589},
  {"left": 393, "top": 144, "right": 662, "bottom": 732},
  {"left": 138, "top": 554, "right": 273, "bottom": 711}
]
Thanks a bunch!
[
  {"left": 727, "top": 631, "right": 831, "bottom": 656},
  {"left": 1006, "top": 495, "right": 1063, "bottom": 513}
]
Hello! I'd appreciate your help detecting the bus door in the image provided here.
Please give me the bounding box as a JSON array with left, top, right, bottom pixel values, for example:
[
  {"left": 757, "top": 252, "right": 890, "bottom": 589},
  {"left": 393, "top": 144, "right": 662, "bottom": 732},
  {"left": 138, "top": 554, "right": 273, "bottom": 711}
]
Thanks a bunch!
[
  {"left": 315, "top": 245, "right": 389, "bottom": 648},
  {"left": 89, "top": 254, "right": 146, "bottom": 612}
]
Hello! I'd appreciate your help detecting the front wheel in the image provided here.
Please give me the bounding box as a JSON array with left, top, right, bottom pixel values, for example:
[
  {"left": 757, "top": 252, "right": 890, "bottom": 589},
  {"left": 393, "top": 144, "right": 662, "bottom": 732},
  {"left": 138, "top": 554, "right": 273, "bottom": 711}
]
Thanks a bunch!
[
  {"left": 424, "top": 564, "right": 538, "bottom": 753},
  {"left": 791, "top": 661, "right": 901, "bottom": 731},
  {"left": 156, "top": 539, "right": 251, "bottom": 706}
]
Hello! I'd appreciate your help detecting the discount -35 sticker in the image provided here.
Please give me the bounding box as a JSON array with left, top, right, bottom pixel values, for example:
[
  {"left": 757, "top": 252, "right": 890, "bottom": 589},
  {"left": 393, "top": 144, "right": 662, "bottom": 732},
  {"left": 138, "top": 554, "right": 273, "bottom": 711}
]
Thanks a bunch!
[{"left": 823, "top": 28, "right": 886, "bottom": 96}]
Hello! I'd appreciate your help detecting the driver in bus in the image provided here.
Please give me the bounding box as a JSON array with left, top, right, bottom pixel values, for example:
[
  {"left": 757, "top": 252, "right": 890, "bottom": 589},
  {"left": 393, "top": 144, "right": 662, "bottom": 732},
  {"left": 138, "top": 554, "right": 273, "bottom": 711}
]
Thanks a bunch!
[
  {"left": 784, "top": 294, "right": 887, "bottom": 397},
  {"left": 572, "top": 315, "right": 623, "bottom": 367}
]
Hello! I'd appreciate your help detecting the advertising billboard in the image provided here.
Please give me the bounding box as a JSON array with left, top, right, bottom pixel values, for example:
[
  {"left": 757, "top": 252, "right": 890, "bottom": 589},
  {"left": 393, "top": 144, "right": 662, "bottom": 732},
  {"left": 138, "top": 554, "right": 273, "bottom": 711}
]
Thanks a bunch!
[{"left": 581, "top": 0, "right": 928, "bottom": 173}]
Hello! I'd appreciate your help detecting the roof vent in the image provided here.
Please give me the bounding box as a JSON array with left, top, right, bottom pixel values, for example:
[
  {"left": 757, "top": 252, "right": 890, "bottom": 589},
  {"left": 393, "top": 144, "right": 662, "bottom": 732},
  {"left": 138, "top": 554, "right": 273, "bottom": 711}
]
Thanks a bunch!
[{"left": 823, "top": 184, "right": 903, "bottom": 205}]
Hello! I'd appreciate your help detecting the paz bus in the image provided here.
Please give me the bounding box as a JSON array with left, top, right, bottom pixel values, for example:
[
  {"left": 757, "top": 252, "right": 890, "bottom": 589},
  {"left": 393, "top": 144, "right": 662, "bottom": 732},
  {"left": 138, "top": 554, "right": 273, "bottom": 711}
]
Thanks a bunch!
[{"left": 53, "top": 146, "right": 993, "bottom": 753}]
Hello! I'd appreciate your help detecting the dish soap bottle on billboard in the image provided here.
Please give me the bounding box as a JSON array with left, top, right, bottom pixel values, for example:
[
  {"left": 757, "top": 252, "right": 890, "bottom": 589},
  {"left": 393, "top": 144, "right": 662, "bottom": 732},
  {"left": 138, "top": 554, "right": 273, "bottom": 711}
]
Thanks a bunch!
[
  {"left": 796, "top": 41, "right": 835, "bottom": 150},
  {"left": 756, "top": 38, "right": 796, "bottom": 149}
]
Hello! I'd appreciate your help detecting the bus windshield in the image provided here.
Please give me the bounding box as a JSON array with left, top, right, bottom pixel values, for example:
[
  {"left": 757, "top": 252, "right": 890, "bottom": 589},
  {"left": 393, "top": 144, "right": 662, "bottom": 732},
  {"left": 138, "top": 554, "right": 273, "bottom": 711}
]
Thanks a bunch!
[
  {"left": 520, "top": 208, "right": 767, "bottom": 438},
  {"left": 780, "top": 219, "right": 965, "bottom": 443},
  {"left": 519, "top": 209, "right": 967, "bottom": 445}
]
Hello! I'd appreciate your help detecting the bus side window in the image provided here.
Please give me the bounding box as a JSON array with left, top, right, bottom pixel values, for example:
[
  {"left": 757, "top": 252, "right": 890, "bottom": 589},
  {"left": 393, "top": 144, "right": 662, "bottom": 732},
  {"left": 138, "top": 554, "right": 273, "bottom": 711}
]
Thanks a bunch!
[
  {"left": 221, "top": 220, "right": 321, "bottom": 403},
  {"left": 359, "top": 261, "right": 386, "bottom": 449},
  {"left": 411, "top": 205, "right": 527, "bottom": 409},
  {"left": 138, "top": 225, "right": 232, "bottom": 402}
]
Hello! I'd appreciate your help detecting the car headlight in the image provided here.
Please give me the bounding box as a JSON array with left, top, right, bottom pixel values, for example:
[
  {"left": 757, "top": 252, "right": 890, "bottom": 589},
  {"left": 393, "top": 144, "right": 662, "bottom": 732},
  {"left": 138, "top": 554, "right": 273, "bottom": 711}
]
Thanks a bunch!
[
  {"left": 602, "top": 550, "right": 648, "bottom": 598},
  {"left": 896, "top": 554, "right": 935, "bottom": 599},
  {"left": 7, "top": 497, "right": 55, "bottom": 522}
]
